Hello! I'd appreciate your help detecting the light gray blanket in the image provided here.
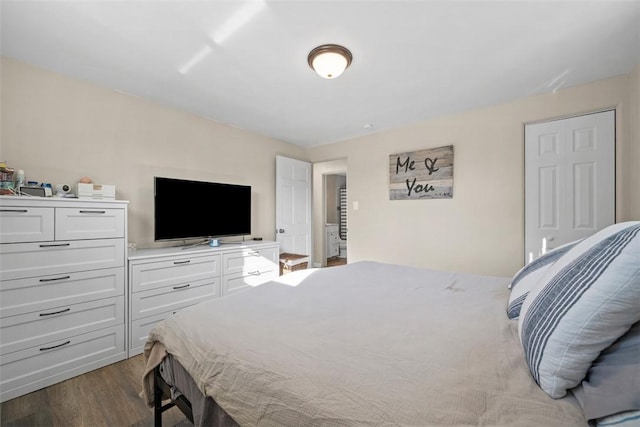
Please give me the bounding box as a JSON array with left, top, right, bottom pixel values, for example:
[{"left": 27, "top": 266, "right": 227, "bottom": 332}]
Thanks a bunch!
[{"left": 143, "top": 261, "right": 586, "bottom": 426}]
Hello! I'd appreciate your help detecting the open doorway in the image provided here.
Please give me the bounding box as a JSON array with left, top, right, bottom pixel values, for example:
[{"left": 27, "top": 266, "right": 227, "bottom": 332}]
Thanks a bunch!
[
  {"left": 325, "top": 173, "right": 347, "bottom": 267},
  {"left": 312, "top": 158, "right": 347, "bottom": 268}
]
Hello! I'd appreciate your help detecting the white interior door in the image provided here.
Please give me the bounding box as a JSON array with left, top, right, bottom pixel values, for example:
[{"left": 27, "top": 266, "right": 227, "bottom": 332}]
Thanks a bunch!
[
  {"left": 276, "top": 156, "right": 312, "bottom": 256},
  {"left": 525, "top": 110, "right": 615, "bottom": 263}
]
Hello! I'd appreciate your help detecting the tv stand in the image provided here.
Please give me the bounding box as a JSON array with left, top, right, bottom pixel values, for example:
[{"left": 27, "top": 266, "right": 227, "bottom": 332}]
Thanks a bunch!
[
  {"left": 181, "top": 239, "right": 210, "bottom": 250},
  {"left": 128, "top": 240, "right": 279, "bottom": 356}
]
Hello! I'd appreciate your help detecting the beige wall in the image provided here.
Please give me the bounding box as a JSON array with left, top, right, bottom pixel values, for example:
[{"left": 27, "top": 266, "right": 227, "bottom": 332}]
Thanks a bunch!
[
  {"left": 2, "top": 57, "right": 637, "bottom": 276},
  {"left": 0, "top": 57, "right": 305, "bottom": 248},
  {"left": 307, "top": 73, "right": 639, "bottom": 277}
]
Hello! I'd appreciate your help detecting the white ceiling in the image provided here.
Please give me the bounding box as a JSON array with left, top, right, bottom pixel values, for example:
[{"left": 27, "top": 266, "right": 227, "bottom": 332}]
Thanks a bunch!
[{"left": 1, "top": 1, "right": 639, "bottom": 148}]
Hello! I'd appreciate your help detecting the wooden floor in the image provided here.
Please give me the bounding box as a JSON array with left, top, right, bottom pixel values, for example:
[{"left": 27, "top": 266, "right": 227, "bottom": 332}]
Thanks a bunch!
[
  {"left": 327, "top": 257, "right": 347, "bottom": 267},
  {"left": 0, "top": 354, "right": 188, "bottom": 427}
]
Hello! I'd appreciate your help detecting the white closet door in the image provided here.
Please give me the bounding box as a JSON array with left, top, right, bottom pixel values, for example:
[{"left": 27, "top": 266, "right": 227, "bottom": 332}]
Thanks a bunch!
[{"left": 524, "top": 110, "right": 615, "bottom": 263}]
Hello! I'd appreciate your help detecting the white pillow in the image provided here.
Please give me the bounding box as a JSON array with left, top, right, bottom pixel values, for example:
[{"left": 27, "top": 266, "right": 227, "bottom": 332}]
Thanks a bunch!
[
  {"left": 518, "top": 221, "right": 640, "bottom": 398},
  {"left": 507, "top": 241, "right": 578, "bottom": 320}
]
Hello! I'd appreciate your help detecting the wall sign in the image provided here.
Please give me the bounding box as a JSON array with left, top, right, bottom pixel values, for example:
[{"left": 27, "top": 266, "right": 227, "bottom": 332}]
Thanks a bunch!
[{"left": 389, "top": 145, "right": 453, "bottom": 200}]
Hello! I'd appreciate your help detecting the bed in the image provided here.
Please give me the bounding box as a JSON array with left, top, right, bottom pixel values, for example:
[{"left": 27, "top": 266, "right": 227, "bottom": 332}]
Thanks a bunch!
[{"left": 142, "top": 221, "right": 640, "bottom": 426}]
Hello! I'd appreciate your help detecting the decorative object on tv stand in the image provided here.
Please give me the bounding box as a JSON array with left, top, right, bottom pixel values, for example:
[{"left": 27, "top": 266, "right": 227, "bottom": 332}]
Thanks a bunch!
[{"left": 389, "top": 145, "right": 454, "bottom": 200}]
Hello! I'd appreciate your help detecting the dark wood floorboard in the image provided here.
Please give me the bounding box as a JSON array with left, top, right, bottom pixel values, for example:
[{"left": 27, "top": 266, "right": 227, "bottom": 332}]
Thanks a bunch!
[
  {"left": 0, "top": 355, "right": 188, "bottom": 427},
  {"left": 327, "top": 257, "right": 347, "bottom": 267}
]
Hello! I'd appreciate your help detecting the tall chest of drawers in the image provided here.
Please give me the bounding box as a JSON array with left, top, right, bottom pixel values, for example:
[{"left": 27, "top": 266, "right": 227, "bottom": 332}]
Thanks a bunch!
[{"left": 0, "top": 196, "right": 128, "bottom": 402}]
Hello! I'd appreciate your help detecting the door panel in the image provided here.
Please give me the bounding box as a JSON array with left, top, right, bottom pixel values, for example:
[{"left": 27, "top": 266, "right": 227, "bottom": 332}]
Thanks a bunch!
[
  {"left": 573, "top": 162, "right": 595, "bottom": 229},
  {"left": 525, "top": 110, "right": 614, "bottom": 263},
  {"left": 538, "top": 165, "right": 559, "bottom": 229}
]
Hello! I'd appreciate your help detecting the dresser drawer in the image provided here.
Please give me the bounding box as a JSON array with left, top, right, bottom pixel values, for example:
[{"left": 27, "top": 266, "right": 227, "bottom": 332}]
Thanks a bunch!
[
  {"left": 131, "top": 277, "right": 219, "bottom": 320},
  {"left": 130, "top": 254, "right": 220, "bottom": 293},
  {"left": 130, "top": 311, "right": 172, "bottom": 356},
  {"left": 0, "top": 207, "right": 54, "bottom": 243},
  {"left": 1, "top": 296, "right": 124, "bottom": 356},
  {"left": 222, "top": 268, "right": 278, "bottom": 296},
  {"left": 0, "top": 239, "right": 124, "bottom": 281},
  {"left": 327, "top": 244, "right": 339, "bottom": 258},
  {"left": 55, "top": 207, "right": 125, "bottom": 240},
  {"left": 130, "top": 309, "right": 189, "bottom": 356},
  {"left": 222, "top": 246, "right": 279, "bottom": 276},
  {"left": 0, "top": 267, "right": 124, "bottom": 319},
  {"left": 0, "top": 325, "right": 125, "bottom": 403}
]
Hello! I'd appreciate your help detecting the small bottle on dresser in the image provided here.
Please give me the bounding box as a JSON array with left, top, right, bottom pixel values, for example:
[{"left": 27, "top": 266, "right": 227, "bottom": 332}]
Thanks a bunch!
[{"left": 15, "top": 170, "right": 25, "bottom": 188}]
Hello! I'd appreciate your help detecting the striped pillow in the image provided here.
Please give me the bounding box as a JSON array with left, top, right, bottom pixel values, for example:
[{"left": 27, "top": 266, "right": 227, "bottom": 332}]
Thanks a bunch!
[
  {"left": 518, "top": 221, "right": 640, "bottom": 399},
  {"left": 597, "top": 411, "right": 640, "bottom": 427},
  {"left": 507, "top": 241, "right": 578, "bottom": 319}
]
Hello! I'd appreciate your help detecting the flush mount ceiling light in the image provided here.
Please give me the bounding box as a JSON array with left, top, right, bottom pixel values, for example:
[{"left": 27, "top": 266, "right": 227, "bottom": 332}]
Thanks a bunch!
[{"left": 307, "top": 44, "right": 353, "bottom": 79}]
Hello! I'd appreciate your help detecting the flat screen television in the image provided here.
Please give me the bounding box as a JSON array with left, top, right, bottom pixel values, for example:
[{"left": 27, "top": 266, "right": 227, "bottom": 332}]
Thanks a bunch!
[{"left": 154, "top": 177, "right": 251, "bottom": 241}]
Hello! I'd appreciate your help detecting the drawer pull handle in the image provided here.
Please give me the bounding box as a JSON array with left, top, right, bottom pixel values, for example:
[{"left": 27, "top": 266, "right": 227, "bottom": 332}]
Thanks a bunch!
[
  {"left": 173, "top": 284, "right": 191, "bottom": 290},
  {"left": 39, "top": 243, "right": 70, "bottom": 248},
  {"left": 248, "top": 270, "right": 261, "bottom": 276},
  {"left": 249, "top": 251, "right": 260, "bottom": 256},
  {"left": 174, "top": 260, "right": 191, "bottom": 265},
  {"left": 39, "top": 276, "right": 71, "bottom": 283},
  {"left": 0, "top": 209, "right": 28, "bottom": 213},
  {"left": 39, "top": 308, "right": 71, "bottom": 317},
  {"left": 40, "top": 341, "right": 71, "bottom": 351},
  {"left": 79, "top": 210, "right": 106, "bottom": 214}
]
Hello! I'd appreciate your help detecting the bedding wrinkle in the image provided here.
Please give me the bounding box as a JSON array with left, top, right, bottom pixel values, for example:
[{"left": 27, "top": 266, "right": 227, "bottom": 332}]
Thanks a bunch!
[{"left": 443, "top": 279, "right": 464, "bottom": 293}]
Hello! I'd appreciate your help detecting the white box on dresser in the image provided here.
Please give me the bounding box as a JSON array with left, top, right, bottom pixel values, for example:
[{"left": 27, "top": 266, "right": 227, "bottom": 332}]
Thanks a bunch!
[
  {"left": 128, "top": 240, "right": 279, "bottom": 356},
  {"left": 0, "top": 195, "right": 128, "bottom": 403}
]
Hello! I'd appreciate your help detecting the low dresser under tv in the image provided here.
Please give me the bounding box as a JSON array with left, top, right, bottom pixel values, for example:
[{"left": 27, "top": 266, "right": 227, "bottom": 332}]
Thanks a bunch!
[{"left": 128, "top": 241, "right": 279, "bottom": 356}]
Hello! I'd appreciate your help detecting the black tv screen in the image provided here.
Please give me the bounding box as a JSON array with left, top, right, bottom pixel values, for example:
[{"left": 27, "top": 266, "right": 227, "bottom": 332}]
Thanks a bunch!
[{"left": 154, "top": 177, "right": 251, "bottom": 241}]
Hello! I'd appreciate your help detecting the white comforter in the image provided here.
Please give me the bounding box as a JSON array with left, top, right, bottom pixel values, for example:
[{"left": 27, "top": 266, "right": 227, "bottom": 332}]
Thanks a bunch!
[{"left": 143, "top": 261, "right": 586, "bottom": 426}]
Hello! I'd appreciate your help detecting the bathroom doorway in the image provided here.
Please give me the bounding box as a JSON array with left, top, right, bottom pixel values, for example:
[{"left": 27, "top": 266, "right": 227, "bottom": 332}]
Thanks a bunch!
[{"left": 325, "top": 173, "right": 347, "bottom": 267}]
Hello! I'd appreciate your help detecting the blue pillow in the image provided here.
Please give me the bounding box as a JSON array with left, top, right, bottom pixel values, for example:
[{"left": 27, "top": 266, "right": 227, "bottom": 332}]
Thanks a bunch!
[
  {"left": 518, "top": 221, "right": 640, "bottom": 398},
  {"left": 506, "top": 241, "right": 578, "bottom": 320}
]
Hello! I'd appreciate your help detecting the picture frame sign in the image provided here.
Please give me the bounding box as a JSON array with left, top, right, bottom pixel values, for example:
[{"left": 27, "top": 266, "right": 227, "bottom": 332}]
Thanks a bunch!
[{"left": 389, "top": 145, "right": 453, "bottom": 200}]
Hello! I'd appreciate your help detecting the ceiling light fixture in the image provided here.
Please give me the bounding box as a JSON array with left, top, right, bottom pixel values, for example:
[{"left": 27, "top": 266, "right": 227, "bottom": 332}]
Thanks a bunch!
[{"left": 307, "top": 44, "right": 352, "bottom": 79}]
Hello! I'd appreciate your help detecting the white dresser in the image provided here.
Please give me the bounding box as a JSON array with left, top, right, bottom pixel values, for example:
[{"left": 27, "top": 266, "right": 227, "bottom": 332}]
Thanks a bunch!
[
  {"left": 326, "top": 224, "right": 339, "bottom": 258},
  {"left": 0, "top": 196, "right": 128, "bottom": 403},
  {"left": 128, "top": 241, "right": 279, "bottom": 356}
]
